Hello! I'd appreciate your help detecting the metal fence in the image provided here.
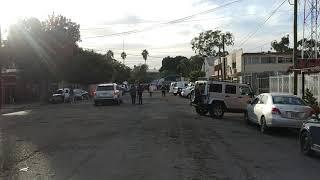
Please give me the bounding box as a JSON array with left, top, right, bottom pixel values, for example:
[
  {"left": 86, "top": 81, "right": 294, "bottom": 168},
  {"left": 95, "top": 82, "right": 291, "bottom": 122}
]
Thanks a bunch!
[{"left": 269, "top": 74, "right": 320, "bottom": 102}]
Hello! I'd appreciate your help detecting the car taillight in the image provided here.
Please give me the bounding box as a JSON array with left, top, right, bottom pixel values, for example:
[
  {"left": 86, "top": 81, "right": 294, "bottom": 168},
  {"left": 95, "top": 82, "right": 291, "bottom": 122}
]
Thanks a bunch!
[{"left": 271, "top": 107, "right": 281, "bottom": 115}]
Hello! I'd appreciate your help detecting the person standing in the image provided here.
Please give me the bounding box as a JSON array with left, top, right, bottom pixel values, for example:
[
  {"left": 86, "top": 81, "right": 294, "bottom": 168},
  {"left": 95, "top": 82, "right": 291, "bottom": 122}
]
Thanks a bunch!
[
  {"left": 149, "top": 84, "right": 154, "bottom": 97},
  {"left": 137, "top": 84, "right": 143, "bottom": 104},
  {"left": 130, "top": 85, "right": 137, "bottom": 104},
  {"left": 70, "top": 87, "right": 75, "bottom": 104},
  {"left": 161, "top": 85, "right": 166, "bottom": 97}
]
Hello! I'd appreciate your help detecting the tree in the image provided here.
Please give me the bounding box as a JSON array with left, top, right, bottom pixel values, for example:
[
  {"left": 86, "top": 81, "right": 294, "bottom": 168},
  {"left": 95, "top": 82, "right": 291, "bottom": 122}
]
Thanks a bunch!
[
  {"left": 130, "top": 64, "right": 148, "bottom": 83},
  {"left": 189, "top": 55, "right": 204, "bottom": 71},
  {"left": 7, "top": 15, "right": 81, "bottom": 101},
  {"left": 189, "top": 70, "right": 205, "bottom": 82},
  {"left": 271, "top": 35, "right": 292, "bottom": 53},
  {"left": 120, "top": 51, "right": 127, "bottom": 64},
  {"left": 191, "top": 30, "right": 234, "bottom": 57},
  {"left": 303, "top": 88, "right": 319, "bottom": 115},
  {"left": 106, "top": 50, "right": 114, "bottom": 60},
  {"left": 159, "top": 56, "right": 189, "bottom": 76},
  {"left": 141, "top": 49, "right": 149, "bottom": 64}
]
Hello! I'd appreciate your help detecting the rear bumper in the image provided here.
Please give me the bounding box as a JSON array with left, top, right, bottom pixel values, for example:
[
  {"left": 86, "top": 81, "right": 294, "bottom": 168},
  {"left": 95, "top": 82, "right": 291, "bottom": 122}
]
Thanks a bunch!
[
  {"left": 268, "top": 116, "right": 305, "bottom": 128},
  {"left": 94, "top": 97, "right": 118, "bottom": 102}
]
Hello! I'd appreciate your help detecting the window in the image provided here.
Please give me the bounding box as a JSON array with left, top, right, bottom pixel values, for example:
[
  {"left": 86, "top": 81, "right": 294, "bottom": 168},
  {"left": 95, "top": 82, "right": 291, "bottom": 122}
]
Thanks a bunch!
[
  {"left": 251, "top": 56, "right": 260, "bottom": 64},
  {"left": 209, "top": 84, "right": 222, "bottom": 93},
  {"left": 260, "top": 95, "right": 268, "bottom": 104},
  {"left": 272, "top": 96, "right": 306, "bottom": 105},
  {"left": 251, "top": 97, "right": 260, "bottom": 104},
  {"left": 225, "top": 85, "right": 236, "bottom": 94},
  {"left": 232, "top": 62, "right": 236, "bottom": 68},
  {"left": 239, "top": 86, "right": 252, "bottom": 96},
  {"left": 261, "top": 56, "right": 276, "bottom": 64},
  {"left": 278, "top": 57, "right": 293, "bottom": 63},
  {"left": 245, "top": 57, "right": 252, "bottom": 64},
  {"left": 96, "top": 86, "right": 114, "bottom": 91}
]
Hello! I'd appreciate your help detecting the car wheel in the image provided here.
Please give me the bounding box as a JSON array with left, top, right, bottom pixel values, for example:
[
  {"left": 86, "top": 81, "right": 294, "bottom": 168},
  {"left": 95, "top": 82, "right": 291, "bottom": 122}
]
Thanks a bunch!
[
  {"left": 300, "top": 131, "right": 314, "bottom": 155},
  {"left": 260, "top": 116, "right": 268, "bottom": 134},
  {"left": 209, "top": 103, "right": 224, "bottom": 119},
  {"left": 244, "top": 111, "right": 251, "bottom": 124},
  {"left": 195, "top": 107, "right": 208, "bottom": 116}
]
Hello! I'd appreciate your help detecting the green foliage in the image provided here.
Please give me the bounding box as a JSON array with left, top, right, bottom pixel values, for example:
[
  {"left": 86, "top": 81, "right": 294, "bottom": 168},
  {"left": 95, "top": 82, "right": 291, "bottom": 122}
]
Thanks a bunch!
[
  {"left": 6, "top": 15, "right": 81, "bottom": 81},
  {"left": 141, "top": 49, "right": 149, "bottom": 64},
  {"left": 271, "top": 35, "right": 292, "bottom": 53},
  {"left": 191, "top": 30, "right": 234, "bottom": 57},
  {"left": 189, "top": 70, "right": 205, "bottom": 82},
  {"left": 106, "top": 50, "right": 114, "bottom": 59},
  {"left": 159, "top": 55, "right": 204, "bottom": 78},
  {"left": 120, "top": 51, "right": 127, "bottom": 62},
  {"left": 130, "top": 64, "right": 148, "bottom": 83},
  {"left": 303, "top": 89, "right": 318, "bottom": 107}
]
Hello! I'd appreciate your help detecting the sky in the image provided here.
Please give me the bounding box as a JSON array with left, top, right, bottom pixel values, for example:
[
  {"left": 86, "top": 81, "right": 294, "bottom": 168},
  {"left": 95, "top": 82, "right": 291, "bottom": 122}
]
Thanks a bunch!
[{"left": 0, "top": 0, "right": 298, "bottom": 69}]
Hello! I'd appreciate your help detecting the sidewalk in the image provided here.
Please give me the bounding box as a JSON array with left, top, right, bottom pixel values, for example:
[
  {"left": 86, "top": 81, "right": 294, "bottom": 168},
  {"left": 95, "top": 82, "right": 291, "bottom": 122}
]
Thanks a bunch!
[{"left": 0, "top": 102, "right": 42, "bottom": 115}]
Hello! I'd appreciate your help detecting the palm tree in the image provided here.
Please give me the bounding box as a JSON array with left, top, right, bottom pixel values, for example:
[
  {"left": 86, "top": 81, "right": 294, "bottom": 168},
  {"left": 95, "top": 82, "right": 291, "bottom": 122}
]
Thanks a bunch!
[
  {"left": 121, "top": 51, "right": 127, "bottom": 64},
  {"left": 106, "top": 50, "right": 114, "bottom": 59},
  {"left": 141, "top": 49, "right": 149, "bottom": 64}
]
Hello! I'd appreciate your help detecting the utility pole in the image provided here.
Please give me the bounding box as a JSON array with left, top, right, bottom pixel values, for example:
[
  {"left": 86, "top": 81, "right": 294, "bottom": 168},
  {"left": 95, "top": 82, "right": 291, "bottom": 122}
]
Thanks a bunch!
[
  {"left": 222, "top": 34, "right": 226, "bottom": 80},
  {"left": 293, "top": 0, "right": 298, "bottom": 95},
  {"left": 0, "top": 25, "right": 2, "bottom": 109}
]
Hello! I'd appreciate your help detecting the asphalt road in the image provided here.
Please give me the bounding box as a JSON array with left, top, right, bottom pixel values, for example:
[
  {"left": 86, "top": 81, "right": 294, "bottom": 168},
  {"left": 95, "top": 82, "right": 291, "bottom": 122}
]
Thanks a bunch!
[{"left": 0, "top": 92, "right": 319, "bottom": 180}]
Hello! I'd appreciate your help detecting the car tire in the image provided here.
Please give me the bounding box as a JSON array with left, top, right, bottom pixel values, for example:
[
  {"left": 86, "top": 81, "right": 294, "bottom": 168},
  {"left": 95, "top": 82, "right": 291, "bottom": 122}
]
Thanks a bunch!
[
  {"left": 209, "top": 102, "right": 224, "bottom": 119},
  {"left": 300, "top": 131, "right": 314, "bottom": 156},
  {"left": 195, "top": 107, "right": 208, "bottom": 116},
  {"left": 173, "top": 93, "right": 177, "bottom": 96},
  {"left": 260, "top": 116, "right": 268, "bottom": 134}
]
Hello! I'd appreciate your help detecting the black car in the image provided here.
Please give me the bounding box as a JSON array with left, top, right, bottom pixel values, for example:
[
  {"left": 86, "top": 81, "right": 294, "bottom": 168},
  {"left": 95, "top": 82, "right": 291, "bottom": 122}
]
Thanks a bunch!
[{"left": 300, "top": 116, "right": 320, "bottom": 155}]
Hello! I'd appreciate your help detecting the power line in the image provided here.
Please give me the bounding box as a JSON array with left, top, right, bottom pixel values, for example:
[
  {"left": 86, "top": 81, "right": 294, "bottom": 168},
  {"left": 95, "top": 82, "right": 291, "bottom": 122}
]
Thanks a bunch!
[
  {"left": 236, "top": 0, "right": 287, "bottom": 47},
  {"left": 82, "top": 0, "right": 244, "bottom": 39}
]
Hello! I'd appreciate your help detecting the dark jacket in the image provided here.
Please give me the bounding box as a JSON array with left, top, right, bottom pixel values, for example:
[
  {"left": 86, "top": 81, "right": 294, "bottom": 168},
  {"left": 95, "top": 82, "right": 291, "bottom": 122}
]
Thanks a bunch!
[{"left": 130, "top": 86, "right": 137, "bottom": 96}]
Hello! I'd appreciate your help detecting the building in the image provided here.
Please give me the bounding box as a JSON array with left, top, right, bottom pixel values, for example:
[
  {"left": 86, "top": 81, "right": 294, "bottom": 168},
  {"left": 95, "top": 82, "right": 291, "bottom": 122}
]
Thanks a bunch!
[
  {"left": 241, "top": 52, "right": 293, "bottom": 93},
  {"left": 225, "top": 49, "right": 243, "bottom": 82},
  {"left": 202, "top": 57, "right": 217, "bottom": 78}
]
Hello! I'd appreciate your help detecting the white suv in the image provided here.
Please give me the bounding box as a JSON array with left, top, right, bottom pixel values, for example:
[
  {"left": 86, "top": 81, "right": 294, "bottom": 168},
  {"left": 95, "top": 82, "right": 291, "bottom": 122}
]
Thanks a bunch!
[
  {"left": 191, "top": 80, "right": 253, "bottom": 118},
  {"left": 94, "top": 83, "right": 122, "bottom": 105}
]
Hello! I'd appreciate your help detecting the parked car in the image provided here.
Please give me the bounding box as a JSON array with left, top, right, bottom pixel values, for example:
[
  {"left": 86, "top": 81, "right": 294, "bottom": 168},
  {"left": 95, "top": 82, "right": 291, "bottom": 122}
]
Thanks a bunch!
[
  {"left": 74, "top": 89, "right": 89, "bottom": 100},
  {"left": 300, "top": 115, "right": 320, "bottom": 155},
  {"left": 244, "top": 93, "right": 313, "bottom": 133},
  {"left": 181, "top": 86, "right": 194, "bottom": 98},
  {"left": 93, "top": 83, "right": 122, "bottom": 105},
  {"left": 172, "top": 81, "right": 189, "bottom": 96},
  {"left": 191, "top": 80, "right": 253, "bottom": 118},
  {"left": 49, "top": 88, "right": 70, "bottom": 103}
]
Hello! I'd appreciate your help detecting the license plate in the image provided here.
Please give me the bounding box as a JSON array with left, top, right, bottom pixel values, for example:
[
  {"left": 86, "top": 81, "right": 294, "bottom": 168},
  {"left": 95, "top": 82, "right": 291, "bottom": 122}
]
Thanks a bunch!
[{"left": 286, "top": 112, "right": 302, "bottom": 119}]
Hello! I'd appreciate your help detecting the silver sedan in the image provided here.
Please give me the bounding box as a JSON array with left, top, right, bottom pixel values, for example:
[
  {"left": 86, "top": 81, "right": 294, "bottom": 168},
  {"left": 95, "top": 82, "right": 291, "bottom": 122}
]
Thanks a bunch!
[{"left": 244, "top": 93, "right": 313, "bottom": 133}]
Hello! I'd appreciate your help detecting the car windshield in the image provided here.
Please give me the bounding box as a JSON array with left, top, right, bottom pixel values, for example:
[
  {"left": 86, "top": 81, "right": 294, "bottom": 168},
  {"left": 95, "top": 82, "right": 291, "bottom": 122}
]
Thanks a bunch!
[
  {"left": 96, "top": 86, "right": 114, "bottom": 91},
  {"left": 55, "top": 90, "right": 63, "bottom": 94},
  {"left": 272, "top": 96, "right": 306, "bottom": 106}
]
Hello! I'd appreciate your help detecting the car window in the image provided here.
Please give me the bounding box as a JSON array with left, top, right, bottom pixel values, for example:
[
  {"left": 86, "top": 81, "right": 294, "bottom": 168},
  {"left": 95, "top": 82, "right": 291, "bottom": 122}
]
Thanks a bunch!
[
  {"left": 225, "top": 85, "right": 236, "bottom": 94},
  {"left": 55, "top": 90, "right": 63, "bottom": 94},
  {"left": 96, "top": 86, "right": 114, "bottom": 91},
  {"left": 209, "top": 84, "right": 222, "bottom": 93},
  {"left": 260, "top": 95, "right": 268, "bottom": 104},
  {"left": 251, "top": 97, "right": 260, "bottom": 104},
  {"left": 272, "top": 96, "right": 306, "bottom": 105},
  {"left": 239, "top": 86, "right": 252, "bottom": 96},
  {"left": 65, "top": 89, "right": 69, "bottom": 93}
]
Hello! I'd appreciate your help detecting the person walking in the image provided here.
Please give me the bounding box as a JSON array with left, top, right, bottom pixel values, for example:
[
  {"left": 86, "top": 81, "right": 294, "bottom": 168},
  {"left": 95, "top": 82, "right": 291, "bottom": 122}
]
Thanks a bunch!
[
  {"left": 137, "top": 84, "right": 143, "bottom": 104},
  {"left": 161, "top": 85, "right": 166, "bottom": 97},
  {"left": 130, "top": 85, "right": 137, "bottom": 104},
  {"left": 70, "top": 87, "right": 75, "bottom": 104},
  {"left": 149, "top": 84, "right": 154, "bottom": 97}
]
